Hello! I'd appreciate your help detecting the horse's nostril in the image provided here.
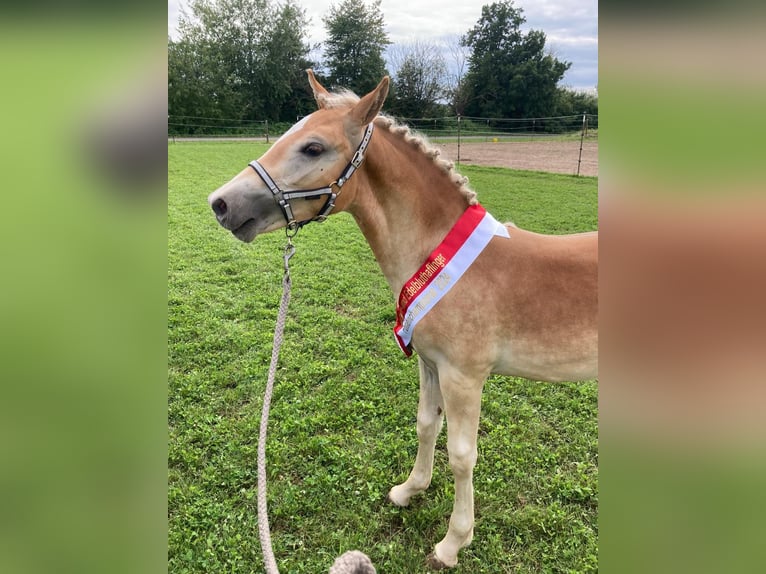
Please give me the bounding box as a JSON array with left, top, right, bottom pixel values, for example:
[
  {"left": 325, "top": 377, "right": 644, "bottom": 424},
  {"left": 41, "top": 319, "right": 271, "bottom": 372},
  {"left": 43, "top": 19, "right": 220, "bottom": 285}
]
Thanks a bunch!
[{"left": 212, "top": 197, "right": 227, "bottom": 218}]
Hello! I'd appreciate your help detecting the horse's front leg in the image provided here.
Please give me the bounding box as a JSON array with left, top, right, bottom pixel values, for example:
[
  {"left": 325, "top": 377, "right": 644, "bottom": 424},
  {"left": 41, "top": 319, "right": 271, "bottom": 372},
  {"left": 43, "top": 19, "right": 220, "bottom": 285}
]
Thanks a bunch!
[
  {"left": 388, "top": 358, "right": 444, "bottom": 506},
  {"left": 427, "top": 370, "right": 484, "bottom": 570}
]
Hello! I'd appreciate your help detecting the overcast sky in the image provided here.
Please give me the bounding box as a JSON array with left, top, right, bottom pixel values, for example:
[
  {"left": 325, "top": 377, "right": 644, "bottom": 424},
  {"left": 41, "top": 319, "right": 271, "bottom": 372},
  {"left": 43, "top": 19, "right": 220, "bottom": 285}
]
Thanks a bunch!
[{"left": 168, "top": 0, "right": 597, "bottom": 91}]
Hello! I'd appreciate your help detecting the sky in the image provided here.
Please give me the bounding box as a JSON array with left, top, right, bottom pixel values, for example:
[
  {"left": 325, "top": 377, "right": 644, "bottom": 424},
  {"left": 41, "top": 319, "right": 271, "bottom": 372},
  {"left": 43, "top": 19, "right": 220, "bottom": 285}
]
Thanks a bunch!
[{"left": 167, "top": 0, "right": 597, "bottom": 92}]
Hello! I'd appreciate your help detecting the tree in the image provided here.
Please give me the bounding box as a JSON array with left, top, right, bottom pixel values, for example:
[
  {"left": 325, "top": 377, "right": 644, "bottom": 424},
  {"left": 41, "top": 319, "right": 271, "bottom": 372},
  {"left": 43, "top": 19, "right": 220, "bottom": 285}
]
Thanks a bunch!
[
  {"left": 323, "top": 0, "right": 390, "bottom": 95},
  {"left": 444, "top": 34, "right": 471, "bottom": 116},
  {"left": 553, "top": 87, "right": 598, "bottom": 117},
  {"left": 168, "top": 0, "right": 314, "bottom": 134},
  {"left": 548, "top": 87, "right": 598, "bottom": 132},
  {"left": 261, "top": 0, "right": 316, "bottom": 120},
  {"left": 461, "top": 1, "right": 570, "bottom": 118},
  {"left": 168, "top": 35, "right": 218, "bottom": 134},
  {"left": 388, "top": 41, "right": 447, "bottom": 118}
]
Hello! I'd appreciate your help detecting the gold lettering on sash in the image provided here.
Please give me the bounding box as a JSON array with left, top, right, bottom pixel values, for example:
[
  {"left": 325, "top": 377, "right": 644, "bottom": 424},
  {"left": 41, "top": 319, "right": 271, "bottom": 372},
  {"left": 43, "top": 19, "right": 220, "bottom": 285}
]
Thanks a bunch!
[{"left": 402, "top": 253, "right": 448, "bottom": 301}]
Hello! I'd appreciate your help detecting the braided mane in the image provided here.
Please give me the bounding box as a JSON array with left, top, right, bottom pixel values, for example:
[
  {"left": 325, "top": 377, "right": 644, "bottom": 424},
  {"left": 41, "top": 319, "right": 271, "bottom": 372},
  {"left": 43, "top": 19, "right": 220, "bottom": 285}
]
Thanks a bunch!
[{"left": 321, "top": 91, "right": 478, "bottom": 206}]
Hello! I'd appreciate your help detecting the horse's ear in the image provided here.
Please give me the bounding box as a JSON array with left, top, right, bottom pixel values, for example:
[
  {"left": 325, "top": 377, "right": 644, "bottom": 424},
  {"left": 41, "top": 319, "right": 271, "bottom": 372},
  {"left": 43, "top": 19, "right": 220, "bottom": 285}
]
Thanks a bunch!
[
  {"left": 306, "top": 69, "right": 331, "bottom": 109},
  {"left": 350, "top": 76, "right": 390, "bottom": 126}
]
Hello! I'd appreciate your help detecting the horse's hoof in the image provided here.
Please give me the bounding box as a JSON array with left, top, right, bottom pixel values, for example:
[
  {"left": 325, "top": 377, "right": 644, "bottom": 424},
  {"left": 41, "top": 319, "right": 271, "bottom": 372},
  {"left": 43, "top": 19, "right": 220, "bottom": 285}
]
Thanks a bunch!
[
  {"left": 387, "top": 486, "right": 410, "bottom": 507},
  {"left": 426, "top": 552, "right": 453, "bottom": 570}
]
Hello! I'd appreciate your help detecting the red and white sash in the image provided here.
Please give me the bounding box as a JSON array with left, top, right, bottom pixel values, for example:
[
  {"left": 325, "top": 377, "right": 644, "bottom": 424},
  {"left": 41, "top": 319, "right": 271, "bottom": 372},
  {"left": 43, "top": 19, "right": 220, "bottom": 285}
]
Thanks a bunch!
[{"left": 393, "top": 204, "right": 510, "bottom": 356}]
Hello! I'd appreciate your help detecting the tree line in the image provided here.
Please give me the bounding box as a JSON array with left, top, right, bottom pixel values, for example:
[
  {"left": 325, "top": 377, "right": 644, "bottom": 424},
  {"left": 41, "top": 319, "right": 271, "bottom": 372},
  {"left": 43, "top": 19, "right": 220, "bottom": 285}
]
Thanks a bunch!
[{"left": 168, "top": 0, "right": 597, "bottom": 135}]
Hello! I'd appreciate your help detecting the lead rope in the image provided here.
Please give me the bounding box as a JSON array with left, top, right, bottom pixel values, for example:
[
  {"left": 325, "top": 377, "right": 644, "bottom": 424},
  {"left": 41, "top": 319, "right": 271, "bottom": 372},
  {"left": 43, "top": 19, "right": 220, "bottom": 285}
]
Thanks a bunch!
[
  {"left": 257, "top": 237, "right": 295, "bottom": 574},
  {"left": 256, "top": 235, "right": 376, "bottom": 574}
]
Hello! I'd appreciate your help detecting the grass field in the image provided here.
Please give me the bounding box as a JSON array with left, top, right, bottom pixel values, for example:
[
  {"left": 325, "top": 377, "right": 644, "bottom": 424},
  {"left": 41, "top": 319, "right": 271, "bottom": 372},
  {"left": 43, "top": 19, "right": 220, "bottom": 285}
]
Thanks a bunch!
[{"left": 168, "top": 141, "right": 598, "bottom": 573}]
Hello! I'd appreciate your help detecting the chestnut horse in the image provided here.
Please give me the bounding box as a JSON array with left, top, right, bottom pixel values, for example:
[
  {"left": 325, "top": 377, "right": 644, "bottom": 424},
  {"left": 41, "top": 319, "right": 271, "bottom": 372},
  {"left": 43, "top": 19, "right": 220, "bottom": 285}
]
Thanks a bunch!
[{"left": 208, "top": 71, "right": 598, "bottom": 569}]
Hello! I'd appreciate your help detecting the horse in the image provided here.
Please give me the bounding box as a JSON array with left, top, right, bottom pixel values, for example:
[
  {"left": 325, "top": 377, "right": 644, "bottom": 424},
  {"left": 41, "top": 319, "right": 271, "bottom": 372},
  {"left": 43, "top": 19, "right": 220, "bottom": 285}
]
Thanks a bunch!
[{"left": 207, "top": 70, "right": 598, "bottom": 569}]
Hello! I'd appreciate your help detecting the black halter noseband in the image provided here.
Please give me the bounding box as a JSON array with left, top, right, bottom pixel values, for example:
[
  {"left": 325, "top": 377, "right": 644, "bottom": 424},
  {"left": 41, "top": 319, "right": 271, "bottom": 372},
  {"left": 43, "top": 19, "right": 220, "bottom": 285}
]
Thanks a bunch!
[{"left": 248, "top": 122, "right": 375, "bottom": 234}]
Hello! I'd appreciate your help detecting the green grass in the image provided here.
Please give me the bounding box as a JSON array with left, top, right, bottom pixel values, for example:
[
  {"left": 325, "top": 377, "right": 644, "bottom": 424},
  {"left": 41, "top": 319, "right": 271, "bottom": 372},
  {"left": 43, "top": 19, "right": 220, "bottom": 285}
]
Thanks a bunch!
[{"left": 168, "top": 141, "right": 598, "bottom": 573}]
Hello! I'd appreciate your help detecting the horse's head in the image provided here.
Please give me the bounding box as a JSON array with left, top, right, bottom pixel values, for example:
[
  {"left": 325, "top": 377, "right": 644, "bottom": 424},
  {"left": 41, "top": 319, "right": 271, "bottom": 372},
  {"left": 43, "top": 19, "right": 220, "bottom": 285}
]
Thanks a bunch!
[{"left": 207, "top": 70, "right": 389, "bottom": 242}]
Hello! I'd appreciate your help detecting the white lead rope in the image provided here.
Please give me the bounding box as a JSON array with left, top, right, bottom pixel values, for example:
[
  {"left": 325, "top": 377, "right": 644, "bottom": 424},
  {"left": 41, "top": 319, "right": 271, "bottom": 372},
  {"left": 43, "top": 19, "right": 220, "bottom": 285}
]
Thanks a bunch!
[
  {"left": 256, "top": 238, "right": 376, "bottom": 574},
  {"left": 257, "top": 239, "right": 295, "bottom": 574}
]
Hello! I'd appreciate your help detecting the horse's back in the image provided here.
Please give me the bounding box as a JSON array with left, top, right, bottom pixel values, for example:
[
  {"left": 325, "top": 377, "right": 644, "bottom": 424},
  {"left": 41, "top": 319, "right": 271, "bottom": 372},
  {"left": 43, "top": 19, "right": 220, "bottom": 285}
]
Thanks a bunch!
[
  {"left": 493, "top": 227, "right": 598, "bottom": 380},
  {"left": 506, "top": 226, "right": 597, "bottom": 257}
]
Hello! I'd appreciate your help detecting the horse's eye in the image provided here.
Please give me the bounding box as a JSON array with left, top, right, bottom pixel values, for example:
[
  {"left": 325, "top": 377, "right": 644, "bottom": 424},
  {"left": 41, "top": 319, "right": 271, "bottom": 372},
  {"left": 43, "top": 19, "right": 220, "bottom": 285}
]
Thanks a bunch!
[{"left": 302, "top": 143, "right": 324, "bottom": 157}]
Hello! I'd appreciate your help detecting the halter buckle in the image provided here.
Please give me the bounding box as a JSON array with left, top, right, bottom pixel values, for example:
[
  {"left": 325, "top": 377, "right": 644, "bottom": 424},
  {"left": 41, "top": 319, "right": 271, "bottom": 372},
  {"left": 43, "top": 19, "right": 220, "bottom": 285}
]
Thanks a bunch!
[{"left": 351, "top": 149, "right": 365, "bottom": 167}]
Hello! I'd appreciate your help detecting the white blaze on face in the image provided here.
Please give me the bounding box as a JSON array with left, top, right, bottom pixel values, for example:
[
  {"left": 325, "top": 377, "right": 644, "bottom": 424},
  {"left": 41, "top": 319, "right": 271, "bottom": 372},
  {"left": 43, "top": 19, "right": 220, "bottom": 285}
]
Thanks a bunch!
[
  {"left": 254, "top": 112, "right": 321, "bottom": 191},
  {"left": 276, "top": 113, "right": 314, "bottom": 143},
  {"left": 282, "top": 113, "right": 313, "bottom": 138},
  {"left": 259, "top": 113, "right": 314, "bottom": 163}
]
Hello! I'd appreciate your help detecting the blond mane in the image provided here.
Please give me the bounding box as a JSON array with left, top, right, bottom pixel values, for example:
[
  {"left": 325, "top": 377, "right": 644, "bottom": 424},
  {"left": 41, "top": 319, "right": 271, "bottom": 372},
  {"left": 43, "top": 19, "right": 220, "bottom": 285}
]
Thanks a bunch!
[
  {"left": 320, "top": 90, "right": 360, "bottom": 109},
  {"left": 321, "top": 91, "right": 478, "bottom": 206}
]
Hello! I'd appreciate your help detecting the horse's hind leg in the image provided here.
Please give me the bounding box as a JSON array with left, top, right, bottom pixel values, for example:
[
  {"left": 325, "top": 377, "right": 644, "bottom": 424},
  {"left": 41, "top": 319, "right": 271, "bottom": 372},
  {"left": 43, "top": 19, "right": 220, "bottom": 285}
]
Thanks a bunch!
[
  {"left": 427, "top": 370, "right": 484, "bottom": 570},
  {"left": 388, "top": 358, "right": 444, "bottom": 506}
]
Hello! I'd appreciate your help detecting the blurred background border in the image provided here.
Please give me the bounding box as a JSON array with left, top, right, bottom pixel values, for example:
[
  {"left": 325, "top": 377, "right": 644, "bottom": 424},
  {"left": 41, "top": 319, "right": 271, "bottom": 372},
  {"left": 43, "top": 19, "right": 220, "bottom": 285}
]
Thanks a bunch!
[{"left": 1, "top": 2, "right": 764, "bottom": 573}]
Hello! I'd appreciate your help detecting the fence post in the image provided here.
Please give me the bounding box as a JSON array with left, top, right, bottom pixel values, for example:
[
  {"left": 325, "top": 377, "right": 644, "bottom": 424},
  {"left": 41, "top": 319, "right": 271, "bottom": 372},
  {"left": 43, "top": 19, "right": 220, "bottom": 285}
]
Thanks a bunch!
[
  {"left": 265, "top": 119, "right": 269, "bottom": 143},
  {"left": 577, "top": 112, "right": 586, "bottom": 176},
  {"left": 457, "top": 115, "right": 461, "bottom": 166}
]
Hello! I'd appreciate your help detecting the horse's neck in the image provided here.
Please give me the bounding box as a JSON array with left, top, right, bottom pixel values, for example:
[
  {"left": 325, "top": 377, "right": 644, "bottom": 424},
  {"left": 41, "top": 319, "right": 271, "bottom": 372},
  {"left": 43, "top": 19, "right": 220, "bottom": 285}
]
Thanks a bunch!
[{"left": 346, "top": 126, "right": 469, "bottom": 295}]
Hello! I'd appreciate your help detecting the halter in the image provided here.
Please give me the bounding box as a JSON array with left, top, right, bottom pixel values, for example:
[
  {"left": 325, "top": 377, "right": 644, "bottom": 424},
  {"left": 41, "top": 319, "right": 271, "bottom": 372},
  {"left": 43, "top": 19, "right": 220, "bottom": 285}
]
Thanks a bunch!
[{"left": 248, "top": 122, "right": 375, "bottom": 235}]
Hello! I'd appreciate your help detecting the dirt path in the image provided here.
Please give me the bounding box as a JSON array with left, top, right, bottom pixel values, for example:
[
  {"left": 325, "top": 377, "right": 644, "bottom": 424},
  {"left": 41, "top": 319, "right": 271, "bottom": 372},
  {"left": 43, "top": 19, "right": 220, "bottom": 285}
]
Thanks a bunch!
[{"left": 436, "top": 140, "right": 598, "bottom": 177}]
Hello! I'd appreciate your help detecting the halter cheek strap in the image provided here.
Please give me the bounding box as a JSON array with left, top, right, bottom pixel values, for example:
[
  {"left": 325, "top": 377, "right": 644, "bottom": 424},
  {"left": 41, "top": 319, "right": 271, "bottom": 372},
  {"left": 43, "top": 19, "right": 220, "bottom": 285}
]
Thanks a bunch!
[{"left": 248, "top": 121, "right": 375, "bottom": 232}]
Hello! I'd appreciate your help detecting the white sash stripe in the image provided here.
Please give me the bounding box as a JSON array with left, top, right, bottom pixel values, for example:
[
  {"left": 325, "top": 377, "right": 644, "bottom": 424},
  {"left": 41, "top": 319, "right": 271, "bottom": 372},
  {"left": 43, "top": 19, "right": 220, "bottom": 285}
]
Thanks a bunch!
[{"left": 395, "top": 212, "right": 509, "bottom": 350}]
